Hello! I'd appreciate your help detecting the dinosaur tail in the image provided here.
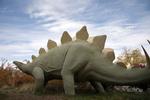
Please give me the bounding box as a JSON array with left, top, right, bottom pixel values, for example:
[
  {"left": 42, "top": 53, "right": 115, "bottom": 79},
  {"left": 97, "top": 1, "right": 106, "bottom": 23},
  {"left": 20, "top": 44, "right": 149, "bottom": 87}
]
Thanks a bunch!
[{"left": 90, "top": 41, "right": 150, "bottom": 85}]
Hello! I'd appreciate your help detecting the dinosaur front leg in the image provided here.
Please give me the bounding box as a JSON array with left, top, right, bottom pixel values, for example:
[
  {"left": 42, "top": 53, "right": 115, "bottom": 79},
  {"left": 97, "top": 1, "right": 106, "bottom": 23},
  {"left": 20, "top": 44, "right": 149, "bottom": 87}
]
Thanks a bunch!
[
  {"left": 32, "top": 67, "right": 45, "bottom": 94},
  {"left": 90, "top": 81, "right": 105, "bottom": 93},
  {"left": 61, "top": 70, "right": 75, "bottom": 95}
]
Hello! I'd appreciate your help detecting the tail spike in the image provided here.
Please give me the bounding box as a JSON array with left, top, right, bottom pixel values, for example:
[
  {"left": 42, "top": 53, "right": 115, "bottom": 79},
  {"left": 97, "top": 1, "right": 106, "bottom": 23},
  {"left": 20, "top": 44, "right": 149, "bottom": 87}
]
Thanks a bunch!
[
  {"left": 147, "top": 40, "right": 150, "bottom": 44},
  {"left": 76, "top": 26, "right": 89, "bottom": 41},
  {"left": 141, "top": 45, "right": 150, "bottom": 68},
  {"left": 92, "top": 35, "right": 107, "bottom": 52},
  {"left": 31, "top": 55, "right": 37, "bottom": 62},
  {"left": 47, "top": 40, "right": 57, "bottom": 49},
  {"left": 39, "top": 47, "right": 46, "bottom": 55},
  {"left": 61, "top": 31, "right": 72, "bottom": 44}
]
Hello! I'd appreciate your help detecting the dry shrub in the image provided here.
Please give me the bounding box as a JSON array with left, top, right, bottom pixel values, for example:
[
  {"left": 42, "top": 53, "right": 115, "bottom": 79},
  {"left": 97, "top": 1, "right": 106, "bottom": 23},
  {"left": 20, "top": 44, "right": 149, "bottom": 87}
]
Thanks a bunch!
[
  {"left": 0, "top": 67, "right": 12, "bottom": 87},
  {"left": 0, "top": 67, "right": 34, "bottom": 87},
  {"left": 13, "top": 71, "right": 34, "bottom": 87},
  {"left": 18, "top": 83, "right": 34, "bottom": 92},
  {"left": 48, "top": 80, "right": 63, "bottom": 86},
  {"left": 46, "top": 80, "right": 64, "bottom": 93}
]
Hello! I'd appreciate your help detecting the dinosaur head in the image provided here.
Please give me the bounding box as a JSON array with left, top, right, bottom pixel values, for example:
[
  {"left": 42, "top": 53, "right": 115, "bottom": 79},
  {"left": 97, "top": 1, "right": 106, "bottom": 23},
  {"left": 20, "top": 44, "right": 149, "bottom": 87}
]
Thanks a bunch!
[{"left": 13, "top": 61, "right": 33, "bottom": 75}]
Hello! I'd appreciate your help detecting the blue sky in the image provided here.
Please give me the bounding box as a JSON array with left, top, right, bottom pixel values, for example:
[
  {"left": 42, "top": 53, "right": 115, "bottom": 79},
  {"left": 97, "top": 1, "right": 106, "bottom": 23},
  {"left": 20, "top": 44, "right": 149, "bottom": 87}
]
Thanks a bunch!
[{"left": 0, "top": 0, "right": 150, "bottom": 62}]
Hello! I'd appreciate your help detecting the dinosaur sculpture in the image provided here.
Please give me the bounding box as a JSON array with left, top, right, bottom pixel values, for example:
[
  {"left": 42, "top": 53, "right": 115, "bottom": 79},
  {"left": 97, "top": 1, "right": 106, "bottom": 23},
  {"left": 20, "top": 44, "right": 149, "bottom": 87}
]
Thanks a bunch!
[{"left": 13, "top": 26, "right": 150, "bottom": 95}]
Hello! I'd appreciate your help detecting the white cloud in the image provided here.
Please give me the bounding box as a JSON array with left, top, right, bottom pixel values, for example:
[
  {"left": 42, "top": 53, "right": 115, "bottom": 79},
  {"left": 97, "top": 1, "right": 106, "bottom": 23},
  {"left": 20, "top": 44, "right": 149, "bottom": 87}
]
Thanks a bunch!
[
  {"left": 0, "top": 27, "right": 52, "bottom": 61},
  {"left": 1, "top": 0, "right": 150, "bottom": 62},
  {"left": 27, "top": 0, "right": 90, "bottom": 19},
  {"left": 25, "top": 0, "right": 150, "bottom": 56}
]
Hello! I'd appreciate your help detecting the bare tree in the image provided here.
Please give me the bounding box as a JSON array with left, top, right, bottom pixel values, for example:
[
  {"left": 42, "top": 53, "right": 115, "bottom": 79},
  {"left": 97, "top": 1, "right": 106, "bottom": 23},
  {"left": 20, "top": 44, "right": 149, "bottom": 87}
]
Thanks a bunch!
[
  {"left": 0, "top": 58, "right": 8, "bottom": 69},
  {"left": 117, "top": 48, "right": 146, "bottom": 68}
]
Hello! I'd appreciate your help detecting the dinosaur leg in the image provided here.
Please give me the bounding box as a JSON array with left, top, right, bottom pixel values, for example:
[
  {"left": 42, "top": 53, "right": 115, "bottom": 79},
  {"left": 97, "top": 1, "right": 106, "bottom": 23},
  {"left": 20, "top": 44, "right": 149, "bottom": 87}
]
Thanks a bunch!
[
  {"left": 32, "top": 67, "right": 45, "bottom": 94},
  {"left": 44, "top": 80, "right": 47, "bottom": 87},
  {"left": 90, "top": 81, "right": 105, "bottom": 93},
  {"left": 61, "top": 47, "right": 91, "bottom": 95},
  {"left": 61, "top": 70, "right": 75, "bottom": 95}
]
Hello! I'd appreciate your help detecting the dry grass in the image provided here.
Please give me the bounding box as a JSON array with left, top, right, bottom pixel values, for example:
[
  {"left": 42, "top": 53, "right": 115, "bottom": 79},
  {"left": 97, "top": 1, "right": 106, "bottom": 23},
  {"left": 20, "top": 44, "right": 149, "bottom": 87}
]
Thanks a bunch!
[
  {"left": 0, "top": 83, "right": 150, "bottom": 100},
  {"left": 0, "top": 89, "right": 150, "bottom": 100}
]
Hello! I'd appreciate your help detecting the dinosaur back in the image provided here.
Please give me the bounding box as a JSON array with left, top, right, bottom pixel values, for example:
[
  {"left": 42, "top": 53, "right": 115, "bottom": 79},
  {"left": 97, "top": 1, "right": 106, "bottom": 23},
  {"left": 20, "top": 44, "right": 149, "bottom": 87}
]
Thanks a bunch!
[{"left": 31, "top": 26, "right": 115, "bottom": 63}]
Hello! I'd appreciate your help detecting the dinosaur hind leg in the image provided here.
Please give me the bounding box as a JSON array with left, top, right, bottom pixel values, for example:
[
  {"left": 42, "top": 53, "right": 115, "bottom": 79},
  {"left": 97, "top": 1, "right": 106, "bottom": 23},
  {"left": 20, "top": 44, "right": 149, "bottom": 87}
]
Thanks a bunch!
[
  {"left": 61, "top": 46, "right": 91, "bottom": 95},
  {"left": 61, "top": 58, "right": 89, "bottom": 95},
  {"left": 90, "top": 81, "right": 105, "bottom": 93}
]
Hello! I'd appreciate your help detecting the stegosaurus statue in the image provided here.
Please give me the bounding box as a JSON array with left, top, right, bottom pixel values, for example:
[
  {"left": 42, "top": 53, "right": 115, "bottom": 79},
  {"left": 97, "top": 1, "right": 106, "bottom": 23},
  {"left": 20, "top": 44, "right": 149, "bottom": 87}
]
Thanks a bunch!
[{"left": 13, "top": 26, "right": 150, "bottom": 95}]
